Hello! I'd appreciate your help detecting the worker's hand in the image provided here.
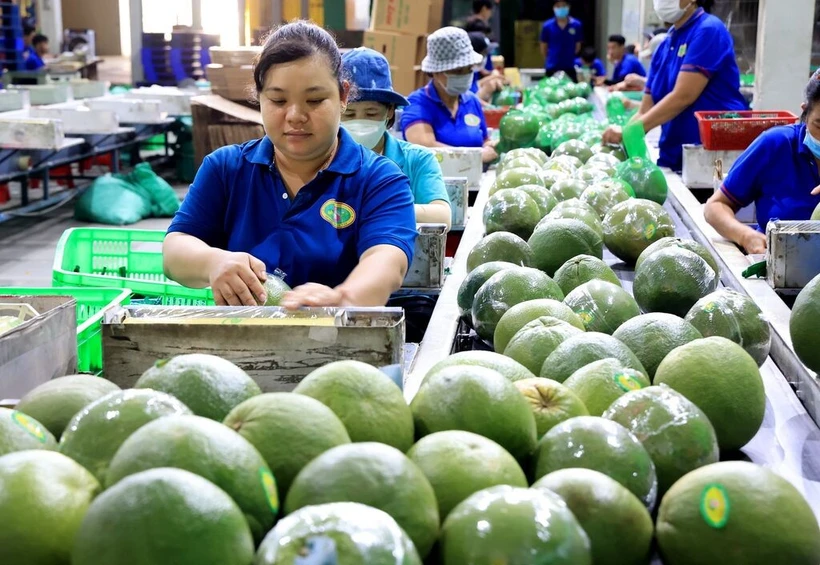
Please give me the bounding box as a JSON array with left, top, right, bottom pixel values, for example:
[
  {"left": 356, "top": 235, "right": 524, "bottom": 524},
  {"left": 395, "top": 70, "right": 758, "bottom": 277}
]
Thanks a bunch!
[
  {"left": 601, "top": 125, "right": 623, "bottom": 145},
  {"left": 811, "top": 185, "right": 820, "bottom": 195},
  {"left": 481, "top": 144, "right": 499, "bottom": 164},
  {"left": 280, "top": 283, "right": 347, "bottom": 310},
  {"left": 594, "top": 76, "right": 607, "bottom": 87},
  {"left": 741, "top": 229, "right": 767, "bottom": 255},
  {"left": 208, "top": 250, "right": 267, "bottom": 307},
  {"left": 624, "top": 73, "right": 646, "bottom": 89}
]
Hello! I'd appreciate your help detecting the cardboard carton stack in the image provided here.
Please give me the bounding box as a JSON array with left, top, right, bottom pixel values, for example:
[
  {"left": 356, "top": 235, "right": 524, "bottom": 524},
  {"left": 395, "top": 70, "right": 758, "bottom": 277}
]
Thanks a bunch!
[
  {"left": 206, "top": 47, "right": 262, "bottom": 102},
  {"left": 365, "top": 0, "right": 445, "bottom": 96}
]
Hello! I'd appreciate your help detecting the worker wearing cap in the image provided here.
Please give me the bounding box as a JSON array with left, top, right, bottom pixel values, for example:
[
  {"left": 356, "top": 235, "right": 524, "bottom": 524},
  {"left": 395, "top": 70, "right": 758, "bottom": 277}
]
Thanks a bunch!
[
  {"left": 540, "top": 0, "right": 583, "bottom": 82},
  {"left": 401, "top": 27, "right": 498, "bottom": 164},
  {"left": 341, "top": 47, "right": 451, "bottom": 228}
]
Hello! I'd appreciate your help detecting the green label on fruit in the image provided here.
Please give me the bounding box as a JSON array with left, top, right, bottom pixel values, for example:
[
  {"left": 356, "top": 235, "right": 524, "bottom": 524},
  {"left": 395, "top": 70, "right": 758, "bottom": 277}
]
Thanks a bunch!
[
  {"left": 578, "top": 309, "right": 595, "bottom": 328},
  {"left": 11, "top": 411, "right": 47, "bottom": 443},
  {"left": 259, "top": 468, "right": 279, "bottom": 515},
  {"left": 703, "top": 301, "right": 717, "bottom": 313},
  {"left": 700, "top": 484, "right": 730, "bottom": 528},
  {"left": 643, "top": 223, "right": 657, "bottom": 240},
  {"left": 613, "top": 372, "right": 643, "bottom": 393}
]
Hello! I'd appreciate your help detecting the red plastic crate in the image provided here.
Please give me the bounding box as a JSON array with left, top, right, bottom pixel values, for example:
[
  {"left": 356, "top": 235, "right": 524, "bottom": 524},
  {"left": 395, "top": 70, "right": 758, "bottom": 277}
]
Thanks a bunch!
[
  {"left": 695, "top": 111, "right": 798, "bottom": 151},
  {"left": 484, "top": 107, "right": 511, "bottom": 129}
]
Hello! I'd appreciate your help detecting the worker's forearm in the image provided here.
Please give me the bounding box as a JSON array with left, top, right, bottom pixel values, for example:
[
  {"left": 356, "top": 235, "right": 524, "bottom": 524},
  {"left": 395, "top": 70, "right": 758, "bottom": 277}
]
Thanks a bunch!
[
  {"left": 163, "top": 233, "right": 223, "bottom": 288},
  {"left": 336, "top": 248, "right": 407, "bottom": 306},
  {"left": 638, "top": 91, "right": 694, "bottom": 132},
  {"left": 405, "top": 131, "right": 451, "bottom": 149},
  {"left": 704, "top": 201, "right": 757, "bottom": 247},
  {"left": 415, "top": 202, "right": 452, "bottom": 229}
]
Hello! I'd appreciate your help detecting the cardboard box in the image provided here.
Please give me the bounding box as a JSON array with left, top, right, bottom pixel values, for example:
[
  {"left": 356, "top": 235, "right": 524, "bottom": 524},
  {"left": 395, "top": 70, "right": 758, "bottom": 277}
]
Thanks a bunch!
[
  {"left": 514, "top": 20, "right": 545, "bottom": 69},
  {"left": 391, "top": 65, "right": 424, "bottom": 97},
  {"left": 428, "top": 0, "right": 445, "bottom": 32},
  {"left": 364, "top": 31, "right": 424, "bottom": 73},
  {"left": 206, "top": 64, "right": 255, "bottom": 103},
  {"left": 191, "top": 94, "right": 264, "bottom": 169},
  {"left": 371, "top": 0, "right": 432, "bottom": 37}
]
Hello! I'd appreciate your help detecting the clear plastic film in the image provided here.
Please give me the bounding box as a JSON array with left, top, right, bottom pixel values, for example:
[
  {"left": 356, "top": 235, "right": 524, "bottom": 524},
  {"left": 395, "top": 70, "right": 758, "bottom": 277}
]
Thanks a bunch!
[
  {"left": 259, "top": 269, "right": 292, "bottom": 307},
  {"left": 614, "top": 157, "right": 668, "bottom": 205},
  {"left": 563, "top": 280, "right": 640, "bottom": 334},
  {"left": 502, "top": 315, "right": 583, "bottom": 374},
  {"left": 685, "top": 289, "right": 772, "bottom": 367},
  {"left": 580, "top": 181, "right": 631, "bottom": 219},
  {"left": 115, "top": 305, "right": 346, "bottom": 327},
  {"left": 602, "top": 199, "right": 677, "bottom": 264},
  {"left": 482, "top": 189, "right": 543, "bottom": 240},
  {"left": 254, "top": 502, "right": 422, "bottom": 565}
]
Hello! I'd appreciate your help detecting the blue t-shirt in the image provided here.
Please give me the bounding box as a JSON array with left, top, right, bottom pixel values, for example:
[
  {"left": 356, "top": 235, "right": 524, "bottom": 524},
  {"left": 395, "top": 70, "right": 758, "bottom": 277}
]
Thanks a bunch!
[
  {"left": 401, "top": 81, "right": 488, "bottom": 148},
  {"left": 383, "top": 134, "right": 450, "bottom": 206},
  {"left": 574, "top": 57, "right": 606, "bottom": 79},
  {"left": 612, "top": 54, "right": 646, "bottom": 83},
  {"left": 24, "top": 50, "right": 44, "bottom": 70},
  {"left": 540, "top": 17, "right": 583, "bottom": 71},
  {"left": 646, "top": 8, "right": 748, "bottom": 171},
  {"left": 721, "top": 123, "right": 820, "bottom": 231},
  {"left": 167, "top": 128, "right": 418, "bottom": 289}
]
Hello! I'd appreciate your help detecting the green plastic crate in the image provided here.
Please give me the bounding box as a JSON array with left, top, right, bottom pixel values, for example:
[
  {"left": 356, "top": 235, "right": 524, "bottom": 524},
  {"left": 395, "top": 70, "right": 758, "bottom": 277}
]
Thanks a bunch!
[
  {"left": 52, "top": 228, "right": 215, "bottom": 306},
  {"left": 0, "top": 287, "right": 132, "bottom": 374}
]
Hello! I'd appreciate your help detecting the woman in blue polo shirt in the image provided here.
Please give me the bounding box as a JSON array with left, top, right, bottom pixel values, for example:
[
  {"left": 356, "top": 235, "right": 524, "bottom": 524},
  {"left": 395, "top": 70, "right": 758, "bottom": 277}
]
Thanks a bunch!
[
  {"left": 341, "top": 47, "right": 451, "bottom": 228},
  {"left": 704, "top": 78, "right": 820, "bottom": 254},
  {"left": 602, "top": 0, "right": 747, "bottom": 171},
  {"left": 163, "top": 22, "right": 417, "bottom": 308},
  {"left": 401, "top": 27, "right": 498, "bottom": 164}
]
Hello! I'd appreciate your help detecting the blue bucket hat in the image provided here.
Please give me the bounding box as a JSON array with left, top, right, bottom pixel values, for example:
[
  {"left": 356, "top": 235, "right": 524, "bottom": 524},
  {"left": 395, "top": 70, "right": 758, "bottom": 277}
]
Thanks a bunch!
[{"left": 342, "top": 47, "right": 409, "bottom": 107}]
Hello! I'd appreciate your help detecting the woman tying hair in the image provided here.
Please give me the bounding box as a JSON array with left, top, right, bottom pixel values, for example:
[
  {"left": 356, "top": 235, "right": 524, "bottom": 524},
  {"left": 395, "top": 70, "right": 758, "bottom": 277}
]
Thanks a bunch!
[
  {"left": 704, "top": 74, "right": 820, "bottom": 254},
  {"left": 341, "top": 47, "right": 451, "bottom": 227},
  {"left": 163, "top": 22, "right": 417, "bottom": 307}
]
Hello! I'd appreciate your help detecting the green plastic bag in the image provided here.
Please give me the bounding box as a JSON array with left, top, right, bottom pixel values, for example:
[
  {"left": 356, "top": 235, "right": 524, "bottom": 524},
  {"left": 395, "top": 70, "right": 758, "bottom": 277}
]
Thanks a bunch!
[
  {"left": 124, "top": 163, "right": 181, "bottom": 217},
  {"left": 74, "top": 175, "right": 151, "bottom": 225}
]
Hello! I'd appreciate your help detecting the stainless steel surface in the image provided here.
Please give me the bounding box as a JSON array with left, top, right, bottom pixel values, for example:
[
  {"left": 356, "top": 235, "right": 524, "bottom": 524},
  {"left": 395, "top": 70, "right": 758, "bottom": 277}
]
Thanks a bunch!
[
  {"left": 403, "top": 223, "right": 447, "bottom": 289},
  {"left": 444, "top": 176, "right": 469, "bottom": 229},
  {"left": 766, "top": 221, "right": 820, "bottom": 290}
]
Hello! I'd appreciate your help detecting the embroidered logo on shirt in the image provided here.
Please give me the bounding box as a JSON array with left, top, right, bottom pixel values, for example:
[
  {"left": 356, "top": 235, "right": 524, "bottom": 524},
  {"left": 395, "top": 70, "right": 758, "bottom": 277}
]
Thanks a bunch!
[
  {"left": 678, "top": 44, "right": 687, "bottom": 58},
  {"left": 569, "top": 28, "right": 576, "bottom": 35},
  {"left": 320, "top": 199, "right": 356, "bottom": 229},
  {"left": 464, "top": 114, "right": 481, "bottom": 127}
]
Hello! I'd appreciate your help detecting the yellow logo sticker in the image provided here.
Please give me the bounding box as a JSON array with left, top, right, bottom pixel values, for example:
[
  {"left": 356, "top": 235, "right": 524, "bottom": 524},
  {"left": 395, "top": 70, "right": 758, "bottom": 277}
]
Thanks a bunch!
[
  {"left": 643, "top": 223, "right": 657, "bottom": 240},
  {"left": 700, "top": 484, "right": 730, "bottom": 528},
  {"left": 464, "top": 113, "right": 482, "bottom": 127},
  {"left": 578, "top": 309, "right": 595, "bottom": 328},
  {"left": 12, "top": 411, "right": 47, "bottom": 443},
  {"left": 703, "top": 301, "right": 717, "bottom": 313},
  {"left": 613, "top": 372, "right": 644, "bottom": 393},
  {"left": 259, "top": 467, "right": 279, "bottom": 515},
  {"left": 678, "top": 44, "right": 688, "bottom": 58},
  {"left": 435, "top": 152, "right": 444, "bottom": 163},
  {"left": 320, "top": 199, "right": 356, "bottom": 229}
]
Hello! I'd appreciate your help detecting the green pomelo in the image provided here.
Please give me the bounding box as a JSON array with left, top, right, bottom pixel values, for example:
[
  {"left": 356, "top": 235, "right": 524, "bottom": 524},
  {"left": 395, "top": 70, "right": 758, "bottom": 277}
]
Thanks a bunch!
[
  {"left": 612, "top": 313, "right": 703, "bottom": 379},
  {"left": 106, "top": 415, "right": 277, "bottom": 543},
  {"left": 544, "top": 204, "right": 604, "bottom": 238},
  {"left": 0, "top": 450, "right": 100, "bottom": 565},
  {"left": 604, "top": 385, "right": 719, "bottom": 495},
  {"left": 549, "top": 196, "right": 599, "bottom": 217},
  {"left": 581, "top": 182, "right": 631, "bottom": 219},
  {"left": 466, "top": 232, "right": 533, "bottom": 272},
  {"left": 439, "top": 486, "right": 592, "bottom": 565},
  {"left": 532, "top": 468, "right": 654, "bottom": 565},
  {"left": 633, "top": 248, "right": 719, "bottom": 318},
  {"left": 547, "top": 154, "right": 583, "bottom": 172},
  {"left": 563, "top": 280, "right": 640, "bottom": 334},
  {"left": 284, "top": 442, "right": 439, "bottom": 558},
  {"left": 494, "top": 299, "right": 585, "bottom": 354},
  {"left": 654, "top": 337, "right": 765, "bottom": 450},
  {"left": 812, "top": 201, "right": 820, "bottom": 220},
  {"left": 539, "top": 168, "right": 572, "bottom": 190},
  {"left": 499, "top": 111, "right": 540, "bottom": 147},
  {"left": 503, "top": 316, "right": 584, "bottom": 375},
  {"left": 483, "top": 190, "right": 543, "bottom": 240},
  {"left": 424, "top": 350, "right": 535, "bottom": 384},
  {"left": 223, "top": 393, "right": 350, "bottom": 500},
  {"left": 587, "top": 152, "right": 623, "bottom": 170},
  {"left": 505, "top": 147, "right": 548, "bottom": 166},
  {"left": 411, "top": 365, "right": 537, "bottom": 461},
  {"left": 574, "top": 166, "right": 611, "bottom": 185},
  {"left": 686, "top": 289, "right": 771, "bottom": 367},
  {"left": 540, "top": 332, "right": 646, "bottom": 383},
  {"left": 261, "top": 276, "right": 291, "bottom": 306},
  {"left": 0, "top": 408, "right": 56, "bottom": 456},
  {"left": 583, "top": 159, "right": 617, "bottom": 177},
  {"left": 514, "top": 377, "right": 589, "bottom": 437},
  {"left": 135, "top": 354, "right": 261, "bottom": 421},
  {"left": 516, "top": 184, "right": 558, "bottom": 217},
  {"left": 635, "top": 237, "right": 720, "bottom": 276},
  {"left": 491, "top": 168, "right": 548, "bottom": 194},
  {"left": 15, "top": 375, "right": 121, "bottom": 439},
  {"left": 472, "top": 267, "right": 564, "bottom": 343},
  {"left": 533, "top": 416, "right": 658, "bottom": 508},
  {"left": 293, "top": 360, "right": 414, "bottom": 451},
  {"left": 553, "top": 254, "right": 621, "bottom": 296},
  {"left": 656, "top": 462, "right": 820, "bottom": 565},
  {"left": 614, "top": 156, "right": 668, "bottom": 204},
  {"left": 790, "top": 273, "right": 820, "bottom": 374},
  {"left": 72, "top": 468, "right": 254, "bottom": 565},
  {"left": 497, "top": 156, "right": 541, "bottom": 176},
  {"left": 563, "top": 358, "right": 650, "bottom": 416},
  {"left": 528, "top": 218, "right": 603, "bottom": 276},
  {"left": 407, "top": 430, "right": 527, "bottom": 519},
  {"left": 552, "top": 139, "right": 593, "bottom": 163},
  {"left": 592, "top": 143, "right": 627, "bottom": 161},
  {"left": 255, "top": 502, "right": 421, "bottom": 565},
  {"left": 602, "top": 199, "right": 676, "bottom": 264},
  {"left": 457, "top": 261, "right": 519, "bottom": 318},
  {"left": 58, "top": 389, "right": 192, "bottom": 482},
  {"left": 551, "top": 178, "right": 588, "bottom": 201}
]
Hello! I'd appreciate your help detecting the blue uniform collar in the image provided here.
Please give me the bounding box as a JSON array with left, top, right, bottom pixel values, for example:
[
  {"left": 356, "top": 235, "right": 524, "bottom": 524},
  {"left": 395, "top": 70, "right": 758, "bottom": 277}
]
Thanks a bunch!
[
  {"left": 669, "top": 7, "right": 705, "bottom": 34},
  {"left": 242, "top": 128, "right": 362, "bottom": 175},
  {"left": 424, "top": 80, "right": 470, "bottom": 108}
]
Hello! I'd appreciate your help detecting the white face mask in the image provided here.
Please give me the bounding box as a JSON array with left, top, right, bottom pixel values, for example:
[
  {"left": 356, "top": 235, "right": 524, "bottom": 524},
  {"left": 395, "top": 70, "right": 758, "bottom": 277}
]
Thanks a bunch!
[
  {"left": 443, "top": 73, "right": 474, "bottom": 96},
  {"left": 342, "top": 119, "right": 387, "bottom": 150},
  {"left": 653, "top": 0, "right": 692, "bottom": 24}
]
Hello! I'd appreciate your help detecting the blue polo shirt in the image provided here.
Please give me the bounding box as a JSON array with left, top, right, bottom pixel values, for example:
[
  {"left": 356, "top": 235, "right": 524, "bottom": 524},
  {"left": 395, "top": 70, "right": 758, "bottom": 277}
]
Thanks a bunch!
[
  {"left": 721, "top": 123, "right": 820, "bottom": 231},
  {"left": 24, "top": 50, "right": 45, "bottom": 70},
  {"left": 540, "top": 17, "right": 583, "bottom": 71},
  {"left": 612, "top": 54, "right": 646, "bottom": 83},
  {"left": 167, "top": 128, "right": 417, "bottom": 289},
  {"left": 646, "top": 8, "right": 747, "bottom": 171},
  {"left": 575, "top": 57, "right": 606, "bottom": 79},
  {"left": 401, "top": 81, "right": 488, "bottom": 148},
  {"left": 383, "top": 134, "right": 450, "bottom": 205}
]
